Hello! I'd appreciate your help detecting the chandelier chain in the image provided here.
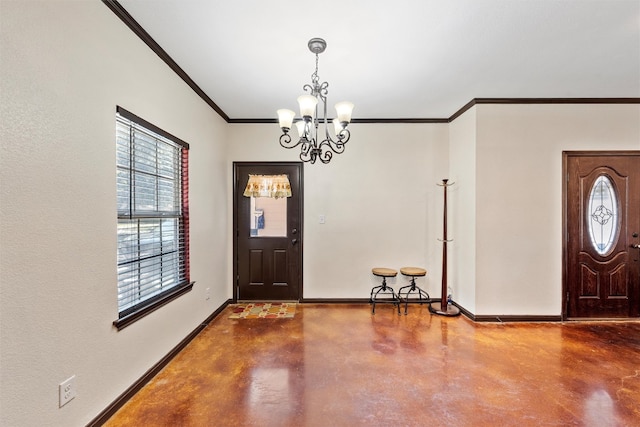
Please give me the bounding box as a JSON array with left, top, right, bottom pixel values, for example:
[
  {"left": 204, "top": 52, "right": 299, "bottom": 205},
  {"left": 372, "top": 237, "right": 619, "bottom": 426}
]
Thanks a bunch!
[{"left": 312, "top": 53, "right": 319, "bottom": 85}]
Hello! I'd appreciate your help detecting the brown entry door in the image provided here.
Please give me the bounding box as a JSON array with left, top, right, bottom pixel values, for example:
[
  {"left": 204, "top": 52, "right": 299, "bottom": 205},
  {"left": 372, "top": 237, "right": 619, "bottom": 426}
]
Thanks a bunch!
[
  {"left": 565, "top": 152, "right": 640, "bottom": 318},
  {"left": 234, "top": 162, "right": 302, "bottom": 301}
]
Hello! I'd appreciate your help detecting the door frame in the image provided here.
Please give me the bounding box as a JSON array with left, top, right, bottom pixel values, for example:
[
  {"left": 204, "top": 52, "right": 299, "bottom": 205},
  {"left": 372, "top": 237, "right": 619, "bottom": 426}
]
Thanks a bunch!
[
  {"left": 232, "top": 161, "right": 304, "bottom": 302},
  {"left": 562, "top": 150, "right": 640, "bottom": 319}
]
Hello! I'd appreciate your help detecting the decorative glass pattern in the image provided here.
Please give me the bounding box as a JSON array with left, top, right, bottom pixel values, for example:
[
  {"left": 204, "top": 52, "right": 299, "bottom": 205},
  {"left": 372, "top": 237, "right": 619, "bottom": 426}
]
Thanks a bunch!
[{"left": 588, "top": 175, "right": 619, "bottom": 255}]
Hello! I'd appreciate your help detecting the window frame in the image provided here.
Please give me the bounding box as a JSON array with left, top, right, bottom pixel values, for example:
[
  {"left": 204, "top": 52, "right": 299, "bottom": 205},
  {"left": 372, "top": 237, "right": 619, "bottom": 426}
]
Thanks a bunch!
[{"left": 113, "top": 106, "right": 193, "bottom": 330}]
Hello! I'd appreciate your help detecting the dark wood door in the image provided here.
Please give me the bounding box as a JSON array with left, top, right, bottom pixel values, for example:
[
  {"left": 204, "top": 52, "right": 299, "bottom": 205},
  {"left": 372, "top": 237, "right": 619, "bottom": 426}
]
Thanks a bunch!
[
  {"left": 564, "top": 152, "right": 640, "bottom": 318},
  {"left": 234, "top": 162, "right": 302, "bottom": 301}
]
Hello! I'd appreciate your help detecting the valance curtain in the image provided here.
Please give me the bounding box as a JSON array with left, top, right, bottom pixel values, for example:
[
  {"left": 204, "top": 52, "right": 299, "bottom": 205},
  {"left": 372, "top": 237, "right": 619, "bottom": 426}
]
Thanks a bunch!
[{"left": 243, "top": 174, "right": 292, "bottom": 199}]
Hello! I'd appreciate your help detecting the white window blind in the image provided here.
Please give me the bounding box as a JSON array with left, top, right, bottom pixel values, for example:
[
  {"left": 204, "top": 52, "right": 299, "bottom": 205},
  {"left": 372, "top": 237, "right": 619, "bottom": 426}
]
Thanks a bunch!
[{"left": 115, "top": 108, "right": 190, "bottom": 320}]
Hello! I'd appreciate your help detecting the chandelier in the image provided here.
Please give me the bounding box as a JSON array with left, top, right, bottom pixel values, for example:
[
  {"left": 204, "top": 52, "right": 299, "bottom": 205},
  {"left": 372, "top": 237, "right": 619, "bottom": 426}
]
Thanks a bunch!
[{"left": 277, "top": 38, "right": 354, "bottom": 164}]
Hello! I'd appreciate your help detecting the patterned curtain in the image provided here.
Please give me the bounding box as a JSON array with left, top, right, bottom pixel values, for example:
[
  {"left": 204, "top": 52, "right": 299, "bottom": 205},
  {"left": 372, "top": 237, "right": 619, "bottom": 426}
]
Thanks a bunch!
[{"left": 243, "top": 174, "right": 292, "bottom": 199}]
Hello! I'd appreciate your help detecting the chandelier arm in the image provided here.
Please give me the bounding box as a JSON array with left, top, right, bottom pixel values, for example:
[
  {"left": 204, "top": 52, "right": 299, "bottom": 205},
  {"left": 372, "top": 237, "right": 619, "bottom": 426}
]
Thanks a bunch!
[
  {"left": 280, "top": 133, "right": 306, "bottom": 148},
  {"left": 316, "top": 144, "right": 334, "bottom": 164},
  {"left": 299, "top": 139, "right": 317, "bottom": 164},
  {"left": 322, "top": 89, "right": 328, "bottom": 133},
  {"left": 279, "top": 132, "right": 291, "bottom": 147},
  {"left": 325, "top": 138, "right": 345, "bottom": 154},
  {"left": 317, "top": 129, "right": 350, "bottom": 155},
  {"left": 318, "top": 81, "right": 329, "bottom": 99},
  {"left": 315, "top": 102, "right": 321, "bottom": 140},
  {"left": 305, "top": 120, "right": 312, "bottom": 140},
  {"left": 279, "top": 132, "right": 305, "bottom": 149},
  {"left": 300, "top": 148, "right": 317, "bottom": 164},
  {"left": 339, "top": 129, "right": 351, "bottom": 145},
  {"left": 303, "top": 83, "right": 314, "bottom": 95}
]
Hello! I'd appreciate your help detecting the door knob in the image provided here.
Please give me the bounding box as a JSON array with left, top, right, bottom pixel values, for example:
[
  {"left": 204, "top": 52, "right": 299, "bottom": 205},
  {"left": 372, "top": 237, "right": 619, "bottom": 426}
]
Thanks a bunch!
[
  {"left": 291, "top": 238, "right": 298, "bottom": 245},
  {"left": 632, "top": 243, "right": 640, "bottom": 249}
]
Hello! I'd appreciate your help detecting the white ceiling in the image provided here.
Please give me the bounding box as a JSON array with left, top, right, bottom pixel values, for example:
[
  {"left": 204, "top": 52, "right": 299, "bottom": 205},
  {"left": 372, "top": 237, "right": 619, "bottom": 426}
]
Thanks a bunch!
[{"left": 118, "top": 0, "right": 640, "bottom": 120}]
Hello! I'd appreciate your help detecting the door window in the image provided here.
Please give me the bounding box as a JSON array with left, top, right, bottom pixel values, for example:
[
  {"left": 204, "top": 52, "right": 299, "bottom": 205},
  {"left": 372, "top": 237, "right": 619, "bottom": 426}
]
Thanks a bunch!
[
  {"left": 588, "top": 175, "right": 619, "bottom": 255},
  {"left": 249, "top": 196, "right": 287, "bottom": 237}
]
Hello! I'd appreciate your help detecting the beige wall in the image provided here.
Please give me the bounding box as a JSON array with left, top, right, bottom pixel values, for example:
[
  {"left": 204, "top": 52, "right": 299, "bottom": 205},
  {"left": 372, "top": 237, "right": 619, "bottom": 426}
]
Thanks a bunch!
[
  {"left": 449, "top": 108, "right": 477, "bottom": 313},
  {"left": 447, "top": 103, "right": 640, "bottom": 317},
  {"left": 1, "top": 2, "right": 228, "bottom": 426},
  {"left": 473, "top": 103, "right": 640, "bottom": 316},
  {"left": 227, "top": 123, "right": 450, "bottom": 299}
]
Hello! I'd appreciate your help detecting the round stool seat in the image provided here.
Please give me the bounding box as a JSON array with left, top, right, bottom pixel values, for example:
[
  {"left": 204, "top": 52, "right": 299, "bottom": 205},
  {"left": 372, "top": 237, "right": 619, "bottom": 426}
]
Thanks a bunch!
[
  {"left": 372, "top": 267, "right": 397, "bottom": 277},
  {"left": 400, "top": 267, "right": 427, "bottom": 277}
]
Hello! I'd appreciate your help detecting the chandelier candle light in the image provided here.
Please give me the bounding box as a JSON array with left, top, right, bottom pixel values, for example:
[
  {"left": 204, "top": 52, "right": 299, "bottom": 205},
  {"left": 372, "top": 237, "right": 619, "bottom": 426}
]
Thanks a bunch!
[{"left": 277, "top": 38, "right": 354, "bottom": 164}]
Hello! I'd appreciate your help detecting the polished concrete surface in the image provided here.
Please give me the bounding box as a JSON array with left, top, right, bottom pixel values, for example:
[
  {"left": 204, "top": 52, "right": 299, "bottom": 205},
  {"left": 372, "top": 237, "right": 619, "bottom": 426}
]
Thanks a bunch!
[{"left": 105, "top": 304, "right": 640, "bottom": 426}]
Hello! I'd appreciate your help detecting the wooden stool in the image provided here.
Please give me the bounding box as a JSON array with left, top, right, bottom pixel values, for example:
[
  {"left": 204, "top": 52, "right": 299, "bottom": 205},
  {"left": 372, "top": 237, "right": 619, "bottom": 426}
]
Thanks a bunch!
[
  {"left": 398, "top": 267, "right": 429, "bottom": 315},
  {"left": 370, "top": 268, "right": 400, "bottom": 315}
]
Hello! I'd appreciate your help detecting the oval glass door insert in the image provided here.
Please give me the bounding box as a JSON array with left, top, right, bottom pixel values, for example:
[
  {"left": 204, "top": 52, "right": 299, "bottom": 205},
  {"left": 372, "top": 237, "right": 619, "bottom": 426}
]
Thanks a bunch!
[{"left": 588, "top": 175, "right": 619, "bottom": 255}]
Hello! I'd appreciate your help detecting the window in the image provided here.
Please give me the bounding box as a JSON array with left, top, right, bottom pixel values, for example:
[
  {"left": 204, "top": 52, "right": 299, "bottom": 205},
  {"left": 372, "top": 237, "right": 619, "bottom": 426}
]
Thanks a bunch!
[
  {"left": 248, "top": 196, "right": 287, "bottom": 237},
  {"left": 588, "top": 174, "right": 619, "bottom": 255},
  {"left": 114, "top": 106, "right": 192, "bottom": 329}
]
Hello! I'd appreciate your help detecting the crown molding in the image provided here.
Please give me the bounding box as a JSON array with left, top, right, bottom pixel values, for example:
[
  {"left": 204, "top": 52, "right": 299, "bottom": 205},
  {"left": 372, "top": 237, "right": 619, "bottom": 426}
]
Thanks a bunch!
[
  {"left": 104, "top": 1, "right": 640, "bottom": 125},
  {"left": 449, "top": 97, "right": 640, "bottom": 122},
  {"left": 102, "top": 0, "right": 229, "bottom": 122}
]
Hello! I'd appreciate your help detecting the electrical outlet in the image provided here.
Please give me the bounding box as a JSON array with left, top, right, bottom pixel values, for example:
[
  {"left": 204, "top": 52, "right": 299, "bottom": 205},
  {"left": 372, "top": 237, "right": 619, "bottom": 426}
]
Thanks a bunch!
[
  {"left": 59, "top": 375, "right": 76, "bottom": 407},
  {"left": 319, "top": 214, "right": 326, "bottom": 224},
  {"left": 205, "top": 287, "right": 210, "bottom": 300}
]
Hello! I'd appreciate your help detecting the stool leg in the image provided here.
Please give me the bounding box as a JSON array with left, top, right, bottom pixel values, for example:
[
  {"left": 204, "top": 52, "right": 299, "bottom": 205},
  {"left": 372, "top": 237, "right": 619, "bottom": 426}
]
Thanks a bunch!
[
  {"left": 370, "top": 276, "right": 388, "bottom": 314},
  {"left": 405, "top": 279, "right": 414, "bottom": 315},
  {"left": 373, "top": 284, "right": 394, "bottom": 314},
  {"left": 370, "top": 277, "right": 400, "bottom": 315},
  {"left": 398, "top": 276, "right": 430, "bottom": 315}
]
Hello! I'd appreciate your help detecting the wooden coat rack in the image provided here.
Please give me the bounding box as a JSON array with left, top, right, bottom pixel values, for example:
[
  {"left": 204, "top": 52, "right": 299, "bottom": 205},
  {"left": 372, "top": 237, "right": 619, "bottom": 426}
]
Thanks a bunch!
[{"left": 430, "top": 179, "right": 461, "bottom": 317}]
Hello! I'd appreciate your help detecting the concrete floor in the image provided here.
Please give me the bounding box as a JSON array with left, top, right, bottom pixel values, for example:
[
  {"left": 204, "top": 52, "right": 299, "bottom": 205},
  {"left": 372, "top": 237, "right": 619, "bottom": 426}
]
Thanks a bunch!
[{"left": 105, "top": 304, "right": 640, "bottom": 426}]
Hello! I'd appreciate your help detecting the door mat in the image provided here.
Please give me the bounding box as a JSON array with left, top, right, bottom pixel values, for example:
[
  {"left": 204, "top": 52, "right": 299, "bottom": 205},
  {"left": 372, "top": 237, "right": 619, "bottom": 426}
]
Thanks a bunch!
[{"left": 229, "top": 303, "right": 296, "bottom": 319}]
